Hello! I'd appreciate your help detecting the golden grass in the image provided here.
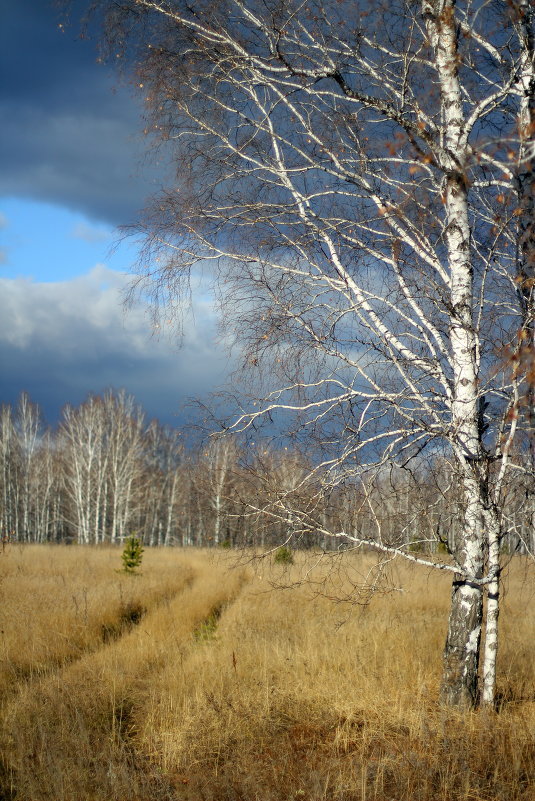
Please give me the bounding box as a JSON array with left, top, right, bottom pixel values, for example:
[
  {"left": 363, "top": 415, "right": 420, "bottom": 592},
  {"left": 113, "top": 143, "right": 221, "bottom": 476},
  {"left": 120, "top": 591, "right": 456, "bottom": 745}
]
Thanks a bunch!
[
  {"left": 0, "top": 545, "right": 196, "bottom": 696},
  {"left": 1, "top": 546, "right": 535, "bottom": 801}
]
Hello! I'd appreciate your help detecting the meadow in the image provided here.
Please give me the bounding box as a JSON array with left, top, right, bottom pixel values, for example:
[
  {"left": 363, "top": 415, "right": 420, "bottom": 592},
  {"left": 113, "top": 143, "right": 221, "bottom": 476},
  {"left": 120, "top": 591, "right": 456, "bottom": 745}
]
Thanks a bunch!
[{"left": 1, "top": 545, "right": 535, "bottom": 801}]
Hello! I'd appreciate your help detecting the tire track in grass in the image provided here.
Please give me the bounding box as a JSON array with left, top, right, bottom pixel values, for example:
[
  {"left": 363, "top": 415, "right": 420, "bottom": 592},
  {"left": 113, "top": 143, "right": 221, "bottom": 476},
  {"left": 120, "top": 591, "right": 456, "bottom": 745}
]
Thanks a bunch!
[
  {"left": 0, "top": 566, "right": 197, "bottom": 801},
  {"left": 133, "top": 566, "right": 256, "bottom": 789},
  {"left": 0, "top": 552, "right": 197, "bottom": 703},
  {"left": 0, "top": 555, "right": 249, "bottom": 801},
  {"left": 0, "top": 567, "right": 196, "bottom": 704}
]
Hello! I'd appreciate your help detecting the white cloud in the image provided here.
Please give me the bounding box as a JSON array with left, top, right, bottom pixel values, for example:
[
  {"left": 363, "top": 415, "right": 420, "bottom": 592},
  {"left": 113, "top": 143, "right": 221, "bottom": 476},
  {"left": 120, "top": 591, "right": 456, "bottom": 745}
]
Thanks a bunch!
[
  {"left": 0, "top": 212, "right": 8, "bottom": 230},
  {"left": 0, "top": 266, "right": 233, "bottom": 424}
]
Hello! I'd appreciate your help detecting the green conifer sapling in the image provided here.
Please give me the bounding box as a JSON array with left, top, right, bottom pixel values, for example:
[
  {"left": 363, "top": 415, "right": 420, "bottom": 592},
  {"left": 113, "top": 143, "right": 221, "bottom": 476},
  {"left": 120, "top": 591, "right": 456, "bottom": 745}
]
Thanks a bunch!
[{"left": 121, "top": 535, "right": 144, "bottom": 574}]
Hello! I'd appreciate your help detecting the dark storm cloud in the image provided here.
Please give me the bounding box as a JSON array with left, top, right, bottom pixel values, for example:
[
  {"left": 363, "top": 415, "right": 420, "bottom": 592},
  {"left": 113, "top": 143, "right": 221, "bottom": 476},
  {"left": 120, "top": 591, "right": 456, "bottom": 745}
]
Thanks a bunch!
[
  {"left": 1, "top": 1, "right": 161, "bottom": 225},
  {"left": 0, "top": 3, "right": 234, "bottom": 426},
  {"left": 0, "top": 268, "right": 231, "bottom": 425}
]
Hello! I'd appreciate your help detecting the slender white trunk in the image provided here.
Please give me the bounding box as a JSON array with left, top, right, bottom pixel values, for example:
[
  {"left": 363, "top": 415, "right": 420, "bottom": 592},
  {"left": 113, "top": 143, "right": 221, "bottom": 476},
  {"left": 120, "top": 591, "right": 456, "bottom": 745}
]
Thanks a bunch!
[
  {"left": 482, "top": 508, "right": 501, "bottom": 706},
  {"left": 481, "top": 0, "right": 535, "bottom": 709},
  {"left": 214, "top": 491, "right": 221, "bottom": 546},
  {"left": 165, "top": 470, "right": 179, "bottom": 545},
  {"left": 425, "top": 0, "right": 485, "bottom": 706}
]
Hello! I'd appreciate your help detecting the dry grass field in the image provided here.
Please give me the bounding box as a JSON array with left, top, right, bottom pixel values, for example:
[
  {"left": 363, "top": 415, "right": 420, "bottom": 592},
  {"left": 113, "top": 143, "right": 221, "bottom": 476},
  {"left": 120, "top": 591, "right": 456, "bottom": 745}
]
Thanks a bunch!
[{"left": 1, "top": 545, "right": 535, "bottom": 801}]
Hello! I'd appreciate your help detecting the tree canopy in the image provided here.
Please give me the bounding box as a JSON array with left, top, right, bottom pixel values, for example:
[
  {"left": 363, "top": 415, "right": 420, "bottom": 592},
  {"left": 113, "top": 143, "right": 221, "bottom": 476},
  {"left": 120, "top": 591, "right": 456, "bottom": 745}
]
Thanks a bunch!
[{"left": 80, "top": 0, "right": 535, "bottom": 708}]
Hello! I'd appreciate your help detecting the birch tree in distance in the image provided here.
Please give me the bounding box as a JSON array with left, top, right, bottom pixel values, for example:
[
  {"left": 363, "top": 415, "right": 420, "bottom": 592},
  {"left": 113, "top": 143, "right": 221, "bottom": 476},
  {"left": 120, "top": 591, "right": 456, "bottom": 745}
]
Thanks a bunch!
[{"left": 91, "top": 0, "right": 535, "bottom": 707}]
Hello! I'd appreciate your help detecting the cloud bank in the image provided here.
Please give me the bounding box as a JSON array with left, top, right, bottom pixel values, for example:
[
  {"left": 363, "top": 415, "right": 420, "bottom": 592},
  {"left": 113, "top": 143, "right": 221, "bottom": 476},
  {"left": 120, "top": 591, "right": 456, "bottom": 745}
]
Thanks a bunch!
[
  {"left": 1, "top": 2, "right": 236, "bottom": 427},
  {"left": 0, "top": 266, "right": 231, "bottom": 425}
]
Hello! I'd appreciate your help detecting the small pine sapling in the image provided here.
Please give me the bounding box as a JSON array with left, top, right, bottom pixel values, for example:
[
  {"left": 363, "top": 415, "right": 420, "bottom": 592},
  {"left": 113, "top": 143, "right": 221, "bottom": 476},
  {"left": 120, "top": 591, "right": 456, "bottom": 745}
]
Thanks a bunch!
[
  {"left": 274, "top": 545, "right": 294, "bottom": 565},
  {"left": 121, "top": 535, "right": 144, "bottom": 574}
]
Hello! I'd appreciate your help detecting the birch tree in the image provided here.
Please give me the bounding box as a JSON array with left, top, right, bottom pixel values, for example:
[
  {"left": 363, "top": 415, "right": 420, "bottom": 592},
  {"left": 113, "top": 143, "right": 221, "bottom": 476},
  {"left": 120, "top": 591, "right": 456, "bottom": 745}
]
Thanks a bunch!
[
  {"left": 0, "top": 395, "right": 60, "bottom": 543},
  {"left": 200, "top": 438, "right": 238, "bottom": 545},
  {"left": 0, "top": 404, "right": 19, "bottom": 540},
  {"left": 139, "top": 419, "right": 185, "bottom": 545},
  {"left": 60, "top": 395, "right": 109, "bottom": 544},
  {"left": 15, "top": 393, "right": 44, "bottom": 542},
  {"left": 101, "top": 390, "right": 145, "bottom": 544},
  {"left": 89, "top": 0, "right": 535, "bottom": 707}
]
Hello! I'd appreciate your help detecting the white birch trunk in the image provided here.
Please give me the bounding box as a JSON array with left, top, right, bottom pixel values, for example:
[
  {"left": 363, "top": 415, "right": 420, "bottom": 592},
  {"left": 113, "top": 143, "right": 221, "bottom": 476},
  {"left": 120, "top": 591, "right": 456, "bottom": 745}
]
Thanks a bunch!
[
  {"left": 481, "top": 0, "right": 535, "bottom": 709},
  {"left": 482, "top": 508, "right": 501, "bottom": 706},
  {"left": 165, "top": 470, "right": 179, "bottom": 546},
  {"left": 424, "top": 0, "right": 485, "bottom": 706}
]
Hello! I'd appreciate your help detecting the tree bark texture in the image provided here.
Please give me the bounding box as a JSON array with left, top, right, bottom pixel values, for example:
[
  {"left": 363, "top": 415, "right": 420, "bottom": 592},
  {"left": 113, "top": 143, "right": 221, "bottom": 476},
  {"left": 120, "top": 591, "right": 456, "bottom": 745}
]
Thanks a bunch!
[{"left": 441, "top": 578, "right": 483, "bottom": 707}]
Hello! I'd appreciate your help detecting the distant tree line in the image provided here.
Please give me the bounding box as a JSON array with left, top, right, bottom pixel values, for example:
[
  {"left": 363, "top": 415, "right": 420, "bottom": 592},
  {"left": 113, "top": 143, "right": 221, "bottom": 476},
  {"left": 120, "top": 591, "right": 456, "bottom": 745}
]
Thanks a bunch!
[{"left": 1, "top": 390, "right": 533, "bottom": 553}]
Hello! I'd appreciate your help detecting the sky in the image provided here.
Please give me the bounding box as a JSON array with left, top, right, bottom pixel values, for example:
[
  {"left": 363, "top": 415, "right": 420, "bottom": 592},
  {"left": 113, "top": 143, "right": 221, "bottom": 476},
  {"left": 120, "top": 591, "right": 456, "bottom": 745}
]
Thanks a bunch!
[{"left": 0, "top": 0, "right": 231, "bottom": 427}]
